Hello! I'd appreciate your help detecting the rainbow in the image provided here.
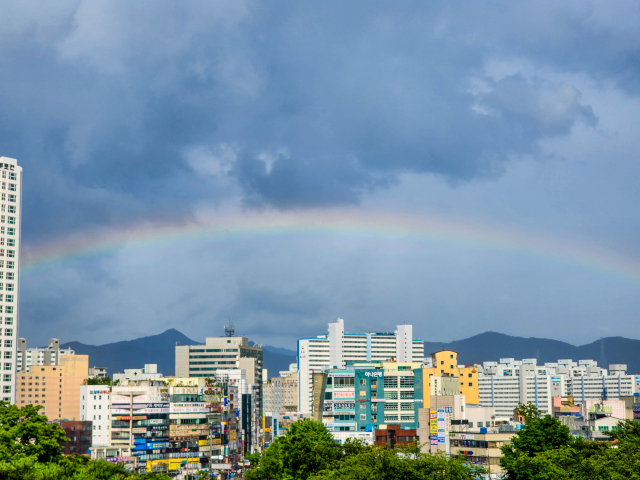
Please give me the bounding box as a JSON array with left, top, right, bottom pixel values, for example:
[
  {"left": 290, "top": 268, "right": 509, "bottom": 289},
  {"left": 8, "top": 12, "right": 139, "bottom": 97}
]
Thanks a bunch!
[{"left": 20, "top": 208, "right": 640, "bottom": 280}]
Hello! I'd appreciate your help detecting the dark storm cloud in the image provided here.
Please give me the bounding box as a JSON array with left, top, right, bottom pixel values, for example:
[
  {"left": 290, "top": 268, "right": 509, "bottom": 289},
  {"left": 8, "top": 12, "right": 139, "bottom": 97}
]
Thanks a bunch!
[{"left": 1, "top": 0, "right": 633, "bottom": 237}]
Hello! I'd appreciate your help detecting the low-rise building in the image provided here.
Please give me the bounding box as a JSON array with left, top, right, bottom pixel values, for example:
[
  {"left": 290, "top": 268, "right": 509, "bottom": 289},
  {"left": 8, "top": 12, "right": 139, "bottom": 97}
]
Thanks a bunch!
[
  {"left": 449, "top": 431, "right": 516, "bottom": 477},
  {"left": 375, "top": 424, "right": 418, "bottom": 448},
  {"left": 60, "top": 420, "right": 93, "bottom": 455},
  {"left": 113, "top": 364, "right": 163, "bottom": 383}
]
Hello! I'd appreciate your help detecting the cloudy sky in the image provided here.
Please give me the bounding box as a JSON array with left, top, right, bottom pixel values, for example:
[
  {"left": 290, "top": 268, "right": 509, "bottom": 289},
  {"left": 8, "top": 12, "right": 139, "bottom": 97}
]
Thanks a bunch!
[{"left": 3, "top": 1, "right": 640, "bottom": 349}]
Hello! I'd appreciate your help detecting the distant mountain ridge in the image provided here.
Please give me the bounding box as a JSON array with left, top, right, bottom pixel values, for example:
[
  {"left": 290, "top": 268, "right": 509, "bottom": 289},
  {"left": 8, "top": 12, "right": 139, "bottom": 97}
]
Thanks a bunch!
[
  {"left": 62, "top": 330, "right": 640, "bottom": 382},
  {"left": 62, "top": 329, "right": 296, "bottom": 379},
  {"left": 424, "top": 332, "right": 640, "bottom": 374}
]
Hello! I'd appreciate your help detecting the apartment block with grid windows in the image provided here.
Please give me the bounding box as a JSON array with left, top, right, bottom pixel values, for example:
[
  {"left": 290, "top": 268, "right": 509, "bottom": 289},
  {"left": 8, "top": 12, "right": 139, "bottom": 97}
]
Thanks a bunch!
[
  {"left": 298, "top": 319, "right": 425, "bottom": 415},
  {"left": 0, "top": 157, "right": 21, "bottom": 404}
]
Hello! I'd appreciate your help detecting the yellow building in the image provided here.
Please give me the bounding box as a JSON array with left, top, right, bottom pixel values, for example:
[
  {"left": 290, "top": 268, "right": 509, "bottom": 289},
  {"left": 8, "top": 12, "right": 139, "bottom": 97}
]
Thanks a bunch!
[
  {"left": 17, "top": 354, "right": 88, "bottom": 421},
  {"left": 422, "top": 350, "right": 478, "bottom": 409}
]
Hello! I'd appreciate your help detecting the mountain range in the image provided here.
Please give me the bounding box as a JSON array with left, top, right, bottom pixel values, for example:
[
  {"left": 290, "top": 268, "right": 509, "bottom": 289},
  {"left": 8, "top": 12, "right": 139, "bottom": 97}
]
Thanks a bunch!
[
  {"left": 61, "top": 329, "right": 296, "bottom": 379},
  {"left": 61, "top": 330, "right": 640, "bottom": 380}
]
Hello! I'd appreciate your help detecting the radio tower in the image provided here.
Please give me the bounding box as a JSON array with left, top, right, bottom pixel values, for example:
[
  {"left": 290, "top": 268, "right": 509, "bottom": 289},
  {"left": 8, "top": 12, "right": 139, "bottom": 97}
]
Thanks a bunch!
[{"left": 224, "top": 320, "right": 235, "bottom": 337}]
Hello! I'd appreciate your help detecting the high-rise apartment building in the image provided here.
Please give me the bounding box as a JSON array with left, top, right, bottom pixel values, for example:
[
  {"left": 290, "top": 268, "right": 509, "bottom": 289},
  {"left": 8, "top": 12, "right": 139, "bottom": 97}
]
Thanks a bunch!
[
  {"left": 0, "top": 157, "right": 21, "bottom": 404},
  {"left": 17, "top": 338, "right": 74, "bottom": 371},
  {"left": 298, "top": 319, "right": 425, "bottom": 414},
  {"left": 421, "top": 350, "right": 479, "bottom": 410},
  {"left": 478, "top": 358, "right": 640, "bottom": 418}
]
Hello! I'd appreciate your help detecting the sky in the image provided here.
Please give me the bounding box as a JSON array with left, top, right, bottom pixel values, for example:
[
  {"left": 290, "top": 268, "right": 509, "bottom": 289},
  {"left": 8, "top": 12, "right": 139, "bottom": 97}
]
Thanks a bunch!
[{"left": 2, "top": 1, "right": 640, "bottom": 349}]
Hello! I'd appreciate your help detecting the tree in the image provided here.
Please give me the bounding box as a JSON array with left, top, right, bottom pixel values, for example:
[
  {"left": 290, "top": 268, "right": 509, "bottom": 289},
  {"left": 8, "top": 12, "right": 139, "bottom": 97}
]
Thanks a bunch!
[
  {"left": 84, "top": 377, "right": 113, "bottom": 386},
  {"left": 246, "top": 420, "right": 344, "bottom": 480},
  {"left": 501, "top": 403, "right": 573, "bottom": 480},
  {"left": 0, "top": 402, "right": 69, "bottom": 464}
]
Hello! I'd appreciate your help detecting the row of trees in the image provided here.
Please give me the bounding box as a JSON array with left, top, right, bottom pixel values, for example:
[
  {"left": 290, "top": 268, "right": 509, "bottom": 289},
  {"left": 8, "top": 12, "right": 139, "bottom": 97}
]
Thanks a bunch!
[
  {"left": 0, "top": 402, "right": 169, "bottom": 480},
  {"left": 500, "top": 403, "right": 640, "bottom": 479},
  {"left": 247, "top": 405, "right": 640, "bottom": 480}
]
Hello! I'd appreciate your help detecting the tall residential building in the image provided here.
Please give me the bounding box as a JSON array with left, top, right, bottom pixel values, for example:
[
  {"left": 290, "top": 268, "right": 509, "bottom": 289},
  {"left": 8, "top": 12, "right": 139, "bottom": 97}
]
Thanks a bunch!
[
  {"left": 297, "top": 319, "right": 425, "bottom": 414},
  {"left": 17, "top": 337, "right": 75, "bottom": 371},
  {"left": 478, "top": 358, "right": 640, "bottom": 419},
  {"left": 0, "top": 157, "right": 22, "bottom": 404},
  {"left": 16, "top": 354, "right": 89, "bottom": 420},
  {"left": 175, "top": 334, "right": 263, "bottom": 412}
]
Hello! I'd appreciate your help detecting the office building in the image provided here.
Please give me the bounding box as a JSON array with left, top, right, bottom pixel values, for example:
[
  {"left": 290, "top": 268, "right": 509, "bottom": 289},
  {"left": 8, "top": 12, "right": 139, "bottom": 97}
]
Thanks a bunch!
[
  {"left": 17, "top": 354, "right": 89, "bottom": 420},
  {"left": 80, "top": 385, "right": 111, "bottom": 447},
  {"left": 312, "top": 361, "right": 425, "bottom": 437},
  {"left": 175, "top": 333, "right": 263, "bottom": 413},
  {"left": 17, "top": 338, "right": 74, "bottom": 372},
  {"left": 0, "top": 157, "right": 22, "bottom": 404},
  {"left": 298, "top": 319, "right": 425, "bottom": 414},
  {"left": 478, "top": 358, "right": 640, "bottom": 419}
]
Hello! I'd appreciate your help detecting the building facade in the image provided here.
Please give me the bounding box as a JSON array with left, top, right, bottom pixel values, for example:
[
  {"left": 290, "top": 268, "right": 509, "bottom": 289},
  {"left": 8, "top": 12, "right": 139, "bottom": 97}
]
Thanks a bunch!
[
  {"left": 16, "top": 354, "right": 88, "bottom": 420},
  {"left": 298, "top": 319, "right": 425, "bottom": 414},
  {"left": 0, "top": 157, "right": 21, "bottom": 404},
  {"left": 478, "top": 358, "right": 640, "bottom": 419},
  {"left": 422, "top": 350, "right": 479, "bottom": 410},
  {"left": 17, "top": 338, "right": 74, "bottom": 372},
  {"left": 313, "top": 362, "right": 425, "bottom": 436},
  {"left": 80, "top": 385, "right": 111, "bottom": 447},
  {"left": 60, "top": 420, "right": 93, "bottom": 455},
  {"left": 175, "top": 335, "right": 262, "bottom": 414}
]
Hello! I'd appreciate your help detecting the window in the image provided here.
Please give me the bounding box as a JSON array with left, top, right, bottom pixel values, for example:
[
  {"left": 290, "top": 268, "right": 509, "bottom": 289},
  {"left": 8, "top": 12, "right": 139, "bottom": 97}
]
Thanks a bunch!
[
  {"left": 8, "top": 184, "right": 15, "bottom": 192},
  {"left": 6, "top": 284, "right": 12, "bottom": 291},
  {"left": 5, "top": 329, "right": 12, "bottom": 336},
  {"left": 450, "top": 354, "right": 454, "bottom": 358},
  {"left": 8, "top": 195, "right": 15, "bottom": 203},
  {"left": 9, "top": 173, "right": 15, "bottom": 181},
  {"left": 7, "top": 206, "right": 14, "bottom": 214},
  {"left": 2, "top": 386, "right": 10, "bottom": 393},
  {"left": 6, "top": 251, "right": 13, "bottom": 258},
  {"left": 441, "top": 361, "right": 444, "bottom": 365},
  {"left": 384, "top": 391, "right": 398, "bottom": 400},
  {"left": 469, "top": 422, "right": 473, "bottom": 428},
  {"left": 7, "top": 261, "right": 14, "bottom": 268},
  {"left": 3, "top": 374, "right": 10, "bottom": 383},
  {"left": 7, "top": 218, "right": 14, "bottom": 225},
  {"left": 383, "top": 377, "right": 398, "bottom": 388},
  {"left": 477, "top": 422, "right": 483, "bottom": 427},
  {"left": 468, "top": 373, "right": 472, "bottom": 378},
  {"left": 6, "top": 273, "right": 12, "bottom": 280},
  {"left": 3, "top": 363, "right": 10, "bottom": 371},
  {"left": 5, "top": 307, "right": 12, "bottom": 314},
  {"left": 468, "top": 382, "right": 473, "bottom": 387},
  {"left": 5, "top": 295, "right": 13, "bottom": 303},
  {"left": 6, "top": 239, "right": 13, "bottom": 247},
  {"left": 360, "top": 414, "right": 366, "bottom": 420},
  {"left": 4, "top": 340, "right": 11, "bottom": 348},
  {"left": 400, "top": 402, "right": 413, "bottom": 411},
  {"left": 360, "top": 379, "right": 366, "bottom": 386}
]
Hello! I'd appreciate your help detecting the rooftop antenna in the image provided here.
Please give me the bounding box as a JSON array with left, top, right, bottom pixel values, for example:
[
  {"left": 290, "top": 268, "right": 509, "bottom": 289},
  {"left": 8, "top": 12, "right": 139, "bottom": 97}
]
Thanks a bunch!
[{"left": 224, "top": 320, "right": 235, "bottom": 337}]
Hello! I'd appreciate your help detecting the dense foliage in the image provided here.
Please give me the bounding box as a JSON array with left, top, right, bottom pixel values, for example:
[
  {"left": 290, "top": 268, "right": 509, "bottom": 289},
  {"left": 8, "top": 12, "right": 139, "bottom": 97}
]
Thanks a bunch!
[
  {"left": 246, "top": 419, "right": 485, "bottom": 480},
  {"left": 0, "top": 402, "right": 169, "bottom": 480},
  {"left": 501, "top": 402, "right": 640, "bottom": 480}
]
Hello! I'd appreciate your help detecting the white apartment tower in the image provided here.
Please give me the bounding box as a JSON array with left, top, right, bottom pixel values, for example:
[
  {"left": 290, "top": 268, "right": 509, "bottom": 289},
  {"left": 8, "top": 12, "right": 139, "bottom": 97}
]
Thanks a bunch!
[
  {"left": 297, "top": 318, "right": 424, "bottom": 414},
  {"left": 0, "top": 157, "right": 21, "bottom": 404}
]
